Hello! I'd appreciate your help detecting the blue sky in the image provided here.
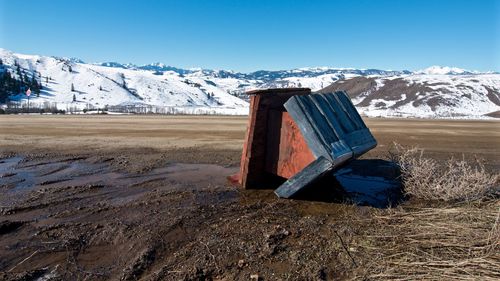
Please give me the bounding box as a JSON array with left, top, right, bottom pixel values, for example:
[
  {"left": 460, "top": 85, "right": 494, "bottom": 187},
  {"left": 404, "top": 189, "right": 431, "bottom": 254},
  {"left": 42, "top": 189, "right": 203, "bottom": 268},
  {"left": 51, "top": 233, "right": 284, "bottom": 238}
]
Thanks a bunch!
[{"left": 1, "top": 0, "right": 498, "bottom": 72}]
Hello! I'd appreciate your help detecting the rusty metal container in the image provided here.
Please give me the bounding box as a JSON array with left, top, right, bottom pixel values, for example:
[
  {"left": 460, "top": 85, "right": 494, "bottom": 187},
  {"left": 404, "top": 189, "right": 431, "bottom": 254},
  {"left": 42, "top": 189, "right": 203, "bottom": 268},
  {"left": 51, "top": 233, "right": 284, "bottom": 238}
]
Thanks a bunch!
[
  {"left": 231, "top": 88, "right": 315, "bottom": 189},
  {"left": 231, "top": 88, "right": 377, "bottom": 199}
]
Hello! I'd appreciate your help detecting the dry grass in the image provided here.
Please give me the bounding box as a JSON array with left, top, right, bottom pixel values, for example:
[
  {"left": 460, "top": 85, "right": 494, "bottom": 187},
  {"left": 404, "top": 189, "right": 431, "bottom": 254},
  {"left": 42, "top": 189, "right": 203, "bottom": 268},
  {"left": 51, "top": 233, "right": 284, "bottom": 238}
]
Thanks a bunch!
[
  {"left": 390, "top": 143, "right": 499, "bottom": 202},
  {"left": 349, "top": 144, "right": 500, "bottom": 280},
  {"left": 354, "top": 202, "right": 500, "bottom": 280}
]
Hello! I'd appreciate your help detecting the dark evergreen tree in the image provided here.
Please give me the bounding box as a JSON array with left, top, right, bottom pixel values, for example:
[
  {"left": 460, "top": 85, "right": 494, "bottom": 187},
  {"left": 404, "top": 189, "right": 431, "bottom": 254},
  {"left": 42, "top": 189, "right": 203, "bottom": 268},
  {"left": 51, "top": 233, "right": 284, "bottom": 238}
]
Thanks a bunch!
[
  {"left": 16, "top": 65, "right": 22, "bottom": 81},
  {"left": 30, "top": 76, "right": 40, "bottom": 97},
  {"left": 73, "top": 93, "right": 76, "bottom": 102},
  {"left": 0, "top": 73, "right": 7, "bottom": 102},
  {"left": 0, "top": 71, "right": 21, "bottom": 103},
  {"left": 71, "top": 83, "right": 75, "bottom": 92}
]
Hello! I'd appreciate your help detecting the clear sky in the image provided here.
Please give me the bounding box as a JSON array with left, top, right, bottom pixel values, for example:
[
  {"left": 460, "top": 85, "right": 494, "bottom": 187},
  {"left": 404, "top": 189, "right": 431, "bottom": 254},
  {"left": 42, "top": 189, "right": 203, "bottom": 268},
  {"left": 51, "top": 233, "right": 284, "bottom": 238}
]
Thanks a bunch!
[{"left": 1, "top": 0, "right": 498, "bottom": 72}]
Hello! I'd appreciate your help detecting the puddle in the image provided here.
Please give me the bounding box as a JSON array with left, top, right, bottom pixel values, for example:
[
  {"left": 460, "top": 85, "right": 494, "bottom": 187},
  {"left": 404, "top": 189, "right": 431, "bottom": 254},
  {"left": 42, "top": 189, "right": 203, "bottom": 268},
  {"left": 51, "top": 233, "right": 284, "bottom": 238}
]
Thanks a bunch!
[
  {"left": 0, "top": 156, "right": 239, "bottom": 208},
  {"left": 0, "top": 156, "right": 401, "bottom": 211},
  {"left": 0, "top": 158, "right": 237, "bottom": 191},
  {"left": 151, "top": 163, "right": 236, "bottom": 186},
  {"left": 0, "top": 157, "right": 23, "bottom": 171},
  {"left": 0, "top": 157, "right": 37, "bottom": 192}
]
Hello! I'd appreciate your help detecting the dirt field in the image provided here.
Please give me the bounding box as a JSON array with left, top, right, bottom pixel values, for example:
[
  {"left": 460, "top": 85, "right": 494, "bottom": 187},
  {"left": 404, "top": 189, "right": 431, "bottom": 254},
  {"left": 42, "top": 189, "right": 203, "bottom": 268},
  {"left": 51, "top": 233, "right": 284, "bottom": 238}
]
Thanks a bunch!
[
  {"left": 0, "top": 115, "right": 499, "bottom": 280},
  {"left": 0, "top": 115, "right": 498, "bottom": 169}
]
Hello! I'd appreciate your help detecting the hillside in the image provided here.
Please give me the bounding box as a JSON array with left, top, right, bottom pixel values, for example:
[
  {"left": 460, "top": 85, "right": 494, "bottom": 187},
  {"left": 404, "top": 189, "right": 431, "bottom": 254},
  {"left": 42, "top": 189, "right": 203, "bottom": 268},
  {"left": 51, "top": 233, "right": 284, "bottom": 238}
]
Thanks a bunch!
[
  {"left": 318, "top": 74, "right": 500, "bottom": 118},
  {"left": 0, "top": 49, "right": 249, "bottom": 115},
  {"left": 1, "top": 49, "right": 499, "bottom": 118}
]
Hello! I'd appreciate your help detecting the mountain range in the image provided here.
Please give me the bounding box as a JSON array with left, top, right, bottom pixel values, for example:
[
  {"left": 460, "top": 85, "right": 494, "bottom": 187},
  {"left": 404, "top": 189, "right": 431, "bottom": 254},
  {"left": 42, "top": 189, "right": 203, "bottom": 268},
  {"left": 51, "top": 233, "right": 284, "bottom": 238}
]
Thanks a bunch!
[{"left": 1, "top": 48, "right": 499, "bottom": 118}]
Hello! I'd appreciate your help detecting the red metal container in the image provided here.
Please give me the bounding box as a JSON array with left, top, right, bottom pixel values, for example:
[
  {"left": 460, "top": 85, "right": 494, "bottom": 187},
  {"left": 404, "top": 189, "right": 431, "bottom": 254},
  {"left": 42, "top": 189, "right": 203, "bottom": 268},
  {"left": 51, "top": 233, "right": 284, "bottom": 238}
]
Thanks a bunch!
[{"left": 230, "top": 88, "right": 315, "bottom": 189}]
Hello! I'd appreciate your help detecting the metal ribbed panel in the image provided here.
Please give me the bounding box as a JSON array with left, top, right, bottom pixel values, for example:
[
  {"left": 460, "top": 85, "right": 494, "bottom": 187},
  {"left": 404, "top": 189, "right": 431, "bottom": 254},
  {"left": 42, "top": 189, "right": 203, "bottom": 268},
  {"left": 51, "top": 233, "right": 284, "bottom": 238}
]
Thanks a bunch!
[
  {"left": 275, "top": 91, "right": 377, "bottom": 198},
  {"left": 284, "top": 91, "right": 376, "bottom": 160}
]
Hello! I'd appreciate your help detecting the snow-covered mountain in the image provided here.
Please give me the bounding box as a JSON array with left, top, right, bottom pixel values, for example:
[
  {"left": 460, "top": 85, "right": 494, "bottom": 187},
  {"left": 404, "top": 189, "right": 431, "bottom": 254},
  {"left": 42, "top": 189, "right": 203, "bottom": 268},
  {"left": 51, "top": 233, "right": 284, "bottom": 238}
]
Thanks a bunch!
[
  {"left": 97, "top": 64, "right": 411, "bottom": 95},
  {"left": 319, "top": 74, "right": 500, "bottom": 118},
  {"left": 1, "top": 48, "right": 499, "bottom": 118},
  {"left": 414, "top": 66, "right": 494, "bottom": 76},
  {"left": 0, "top": 49, "right": 249, "bottom": 114}
]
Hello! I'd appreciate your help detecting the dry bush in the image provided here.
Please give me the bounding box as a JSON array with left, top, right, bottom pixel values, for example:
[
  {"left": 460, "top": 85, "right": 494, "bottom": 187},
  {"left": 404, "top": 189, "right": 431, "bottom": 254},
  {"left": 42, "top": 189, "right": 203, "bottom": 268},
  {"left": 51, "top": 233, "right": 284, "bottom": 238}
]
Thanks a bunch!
[{"left": 390, "top": 143, "right": 499, "bottom": 202}]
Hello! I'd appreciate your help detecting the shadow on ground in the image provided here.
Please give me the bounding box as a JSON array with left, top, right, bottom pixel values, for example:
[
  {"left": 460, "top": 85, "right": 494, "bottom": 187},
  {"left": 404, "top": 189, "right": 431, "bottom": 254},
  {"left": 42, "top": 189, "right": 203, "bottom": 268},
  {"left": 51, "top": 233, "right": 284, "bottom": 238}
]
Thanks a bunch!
[{"left": 290, "top": 159, "right": 404, "bottom": 208}]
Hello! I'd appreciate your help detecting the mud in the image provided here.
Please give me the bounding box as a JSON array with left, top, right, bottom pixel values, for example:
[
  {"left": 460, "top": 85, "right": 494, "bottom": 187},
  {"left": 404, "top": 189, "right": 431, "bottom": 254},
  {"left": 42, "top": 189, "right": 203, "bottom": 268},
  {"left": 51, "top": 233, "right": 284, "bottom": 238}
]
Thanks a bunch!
[
  {"left": 0, "top": 116, "right": 498, "bottom": 280},
  {"left": 0, "top": 154, "right": 374, "bottom": 280}
]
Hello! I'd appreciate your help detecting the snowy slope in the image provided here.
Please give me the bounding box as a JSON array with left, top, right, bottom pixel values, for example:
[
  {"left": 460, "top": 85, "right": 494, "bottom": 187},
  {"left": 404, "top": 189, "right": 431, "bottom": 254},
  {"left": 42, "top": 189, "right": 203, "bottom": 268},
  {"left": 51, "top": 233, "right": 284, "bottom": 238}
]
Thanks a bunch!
[
  {"left": 0, "top": 49, "right": 249, "bottom": 114},
  {"left": 415, "top": 66, "right": 490, "bottom": 75},
  {"left": 1, "top": 48, "right": 499, "bottom": 118},
  {"left": 319, "top": 74, "right": 500, "bottom": 118}
]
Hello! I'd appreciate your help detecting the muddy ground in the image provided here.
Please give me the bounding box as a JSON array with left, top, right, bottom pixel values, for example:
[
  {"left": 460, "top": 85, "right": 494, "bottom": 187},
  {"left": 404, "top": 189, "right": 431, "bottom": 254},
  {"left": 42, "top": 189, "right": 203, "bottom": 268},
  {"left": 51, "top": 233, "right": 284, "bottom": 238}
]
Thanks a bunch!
[{"left": 0, "top": 115, "right": 499, "bottom": 280}]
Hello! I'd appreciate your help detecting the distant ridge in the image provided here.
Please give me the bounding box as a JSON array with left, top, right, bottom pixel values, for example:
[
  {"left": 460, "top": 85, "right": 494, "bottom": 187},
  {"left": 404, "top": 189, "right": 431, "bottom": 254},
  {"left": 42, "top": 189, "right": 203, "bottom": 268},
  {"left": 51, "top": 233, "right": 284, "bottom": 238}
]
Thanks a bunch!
[{"left": 1, "top": 48, "right": 499, "bottom": 118}]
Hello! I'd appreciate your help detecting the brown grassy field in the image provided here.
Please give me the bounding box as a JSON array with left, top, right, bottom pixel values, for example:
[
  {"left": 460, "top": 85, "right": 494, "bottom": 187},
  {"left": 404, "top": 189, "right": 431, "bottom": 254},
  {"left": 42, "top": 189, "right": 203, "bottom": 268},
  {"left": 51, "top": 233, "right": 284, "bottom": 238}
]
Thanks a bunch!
[
  {"left": 0, "top": 115, "right": 498, "bottom": 280},
  {"left": 0, "top": 115, "right": 498, "bottom": 170}
]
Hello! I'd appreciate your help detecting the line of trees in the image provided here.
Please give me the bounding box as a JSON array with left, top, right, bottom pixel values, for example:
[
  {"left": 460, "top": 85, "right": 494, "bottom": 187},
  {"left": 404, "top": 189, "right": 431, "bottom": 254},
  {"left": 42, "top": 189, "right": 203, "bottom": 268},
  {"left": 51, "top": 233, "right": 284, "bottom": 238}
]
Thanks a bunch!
[
  {"left": 0, "top": 59, "right": 42, "bottom": 103},
  {"left": 0, "top": 100, "right": 65, "bottom": 114}
]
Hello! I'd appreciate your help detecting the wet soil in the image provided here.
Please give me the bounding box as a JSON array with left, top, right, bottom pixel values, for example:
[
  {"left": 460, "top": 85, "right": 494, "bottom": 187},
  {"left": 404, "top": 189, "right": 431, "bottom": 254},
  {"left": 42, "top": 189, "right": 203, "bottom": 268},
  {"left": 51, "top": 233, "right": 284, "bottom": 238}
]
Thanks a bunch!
[
  {"left": 0, "top": 152, "right": 405, "bottom": 280},
  {"left": 0, "top": 116, "right": 498, "bottom": 280},
  {"left": 0, "top": 154, "right": 370, "bottom": 280}
]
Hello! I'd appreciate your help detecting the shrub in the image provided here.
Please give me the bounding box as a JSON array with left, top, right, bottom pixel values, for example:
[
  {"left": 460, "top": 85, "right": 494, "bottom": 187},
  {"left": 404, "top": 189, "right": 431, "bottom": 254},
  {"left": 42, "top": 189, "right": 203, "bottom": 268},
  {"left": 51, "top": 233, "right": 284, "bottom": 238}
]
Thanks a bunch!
[{"left": 390, "top": 143, "right": 498, "bottom": 202}]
